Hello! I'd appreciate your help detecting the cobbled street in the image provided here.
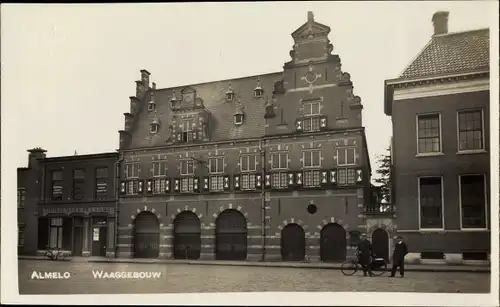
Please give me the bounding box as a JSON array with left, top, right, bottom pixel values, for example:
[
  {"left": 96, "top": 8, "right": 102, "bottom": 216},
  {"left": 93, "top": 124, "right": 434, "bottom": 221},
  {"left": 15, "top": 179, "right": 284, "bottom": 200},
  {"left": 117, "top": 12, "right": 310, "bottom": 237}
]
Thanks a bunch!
[{"left": 18, "top": 260, "right": 490, "bottom": 294}]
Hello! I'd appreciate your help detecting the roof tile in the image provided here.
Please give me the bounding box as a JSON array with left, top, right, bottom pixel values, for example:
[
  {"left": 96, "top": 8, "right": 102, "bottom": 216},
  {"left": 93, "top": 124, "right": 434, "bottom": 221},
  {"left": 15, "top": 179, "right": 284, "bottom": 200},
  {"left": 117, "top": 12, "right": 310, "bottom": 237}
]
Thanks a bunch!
[{"left": 400, "top": 28, "right": 489, "bottom": 80}]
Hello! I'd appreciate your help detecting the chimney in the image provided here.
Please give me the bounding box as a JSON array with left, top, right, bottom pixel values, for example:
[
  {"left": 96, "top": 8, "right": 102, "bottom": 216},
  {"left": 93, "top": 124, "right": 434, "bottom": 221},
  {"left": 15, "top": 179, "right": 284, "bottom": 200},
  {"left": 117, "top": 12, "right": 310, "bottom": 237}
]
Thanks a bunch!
[
  {"left": 27, "top": 147, "right": 47, "bottom": 168},
  {"left": 432, "top": 11, "right": 449, "bottom": 36}
]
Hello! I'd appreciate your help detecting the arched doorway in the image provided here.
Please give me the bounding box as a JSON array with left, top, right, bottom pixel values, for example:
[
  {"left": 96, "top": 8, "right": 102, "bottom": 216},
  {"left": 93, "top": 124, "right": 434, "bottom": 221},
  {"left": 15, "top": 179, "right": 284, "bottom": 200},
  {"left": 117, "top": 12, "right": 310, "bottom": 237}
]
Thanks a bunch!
[
  {"left": 215, "top": 209, "right": 247, "bottom": 260},
  {"left": 320, "top": 223, "right": 346, "bottom": 262},
  {"left": 281, "top": 223, "right": 306, "bottom": 261},
  {"left": 173, "top": 211, "right": 201, "bottom": 260},
  {"left": 134, "top": 211, "right": 160, "bottom": 258},
  {"left": 371, "top": 228, "right": 389, "bottom": 261}
]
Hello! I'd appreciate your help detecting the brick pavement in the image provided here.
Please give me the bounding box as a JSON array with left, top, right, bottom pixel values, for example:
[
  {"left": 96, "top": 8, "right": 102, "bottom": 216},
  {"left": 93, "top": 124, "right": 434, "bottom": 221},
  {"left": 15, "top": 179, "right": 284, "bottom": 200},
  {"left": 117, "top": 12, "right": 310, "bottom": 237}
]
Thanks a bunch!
[{"left": 18, "top": 260, "right": 490, "bottom": 294}]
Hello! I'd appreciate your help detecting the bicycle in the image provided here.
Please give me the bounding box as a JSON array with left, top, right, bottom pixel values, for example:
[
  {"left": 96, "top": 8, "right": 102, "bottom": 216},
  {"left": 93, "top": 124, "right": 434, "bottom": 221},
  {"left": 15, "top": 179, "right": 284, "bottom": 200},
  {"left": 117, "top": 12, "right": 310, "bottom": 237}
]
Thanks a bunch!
[
  {"left": 44, "top": 246, "right": 69, "bottom": 261},
  {"left": 341, "top": 251, "right": 387, "bottom": 276}
]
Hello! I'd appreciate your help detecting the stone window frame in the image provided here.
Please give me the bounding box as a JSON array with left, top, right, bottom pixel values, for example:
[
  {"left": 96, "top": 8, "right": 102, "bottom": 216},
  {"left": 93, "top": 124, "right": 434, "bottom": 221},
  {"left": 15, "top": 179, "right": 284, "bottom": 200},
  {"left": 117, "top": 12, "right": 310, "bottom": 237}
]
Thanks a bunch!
[{"left": 180, "top": 159, "right": 194, "bottom": 176}]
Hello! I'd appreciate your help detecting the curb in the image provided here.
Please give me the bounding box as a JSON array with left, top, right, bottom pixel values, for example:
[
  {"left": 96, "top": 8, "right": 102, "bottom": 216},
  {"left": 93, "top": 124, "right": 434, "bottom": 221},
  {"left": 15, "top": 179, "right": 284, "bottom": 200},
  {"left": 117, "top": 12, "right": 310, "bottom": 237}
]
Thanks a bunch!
[{"left": 18, "top": 257, "right": 490, "bottom": 273}]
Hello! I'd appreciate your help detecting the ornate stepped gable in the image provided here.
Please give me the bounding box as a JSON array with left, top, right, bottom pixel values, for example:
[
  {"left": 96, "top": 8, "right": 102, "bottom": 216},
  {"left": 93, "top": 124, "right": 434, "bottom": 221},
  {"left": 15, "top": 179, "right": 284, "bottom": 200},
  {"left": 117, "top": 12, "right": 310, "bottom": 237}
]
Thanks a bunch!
[{"left": 118, "top": 12, "right": 364, "bottom": 150}]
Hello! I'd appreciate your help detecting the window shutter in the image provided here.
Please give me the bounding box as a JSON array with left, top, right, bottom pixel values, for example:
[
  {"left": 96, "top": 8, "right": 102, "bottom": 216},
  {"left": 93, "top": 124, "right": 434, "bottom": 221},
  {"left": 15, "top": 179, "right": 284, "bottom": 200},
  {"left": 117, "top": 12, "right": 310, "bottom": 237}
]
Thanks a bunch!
[
  {"left": 287, "top": 172, "right": 295, "bottom": 187},
  {"left": 255, "top": 174, "right": 262, "bottom": 189},
  {"left": 296, "top": 119, "right": 303, "bottom": 132},
  {"left": 173, "top": 178, "right": 180, "bottom": 192},
  {"left": 223, "top": 175, "right": 231, "bottom": 191},
  {"left": 138, "top": 180, "right": 144, "bottom": 193},
  {"left": 234, "top": 175, "right": 240, "bottom": 190},
  {"left": 295, "top": 172, "right": 303, "bottom": 186},
  {"left": 356, "top": 169, "right": 363, "bottom": 183},
  {"left": 120, "top": 181, "right": 126, "bottom": 195},
  {"left": 194, "top": 177, "right": 199, "bottom": 192},
  {"left": 265, "top": 174, "right": 271, "bottom": 188},
  {"left": 202, "top": 177, "right": 209, "bottom": 191},
  {"left": 321, "top": 171, "right": 329, "bottom": 186},
  {"left": 165, "top": 179, "right": 170, "bottom": 193},
  {"left": 320, "top": 115, "right": 328, "bottom": 130},
  {"left": 330, "top": 170, "right": 337, "bottom": 186},
  {"left": 146, "top": 179, "right": 153, "bottom": 194}
]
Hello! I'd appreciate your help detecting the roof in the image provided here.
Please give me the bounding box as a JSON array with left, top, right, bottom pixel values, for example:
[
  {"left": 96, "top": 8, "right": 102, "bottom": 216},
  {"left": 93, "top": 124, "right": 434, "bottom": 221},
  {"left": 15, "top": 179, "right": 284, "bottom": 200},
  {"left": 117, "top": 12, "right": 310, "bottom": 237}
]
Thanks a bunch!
[
  {"left": 399, "top": 28, "right": 490, "bottom": 80},
  {"left": 129, "top": 72, "right": 283, "bottom": 148},
  {"left": 384, "top": 28, "right": 490, "bottom": 116},
  {"left": 42, "top": 152, "right": 118, "bottom": 163}
]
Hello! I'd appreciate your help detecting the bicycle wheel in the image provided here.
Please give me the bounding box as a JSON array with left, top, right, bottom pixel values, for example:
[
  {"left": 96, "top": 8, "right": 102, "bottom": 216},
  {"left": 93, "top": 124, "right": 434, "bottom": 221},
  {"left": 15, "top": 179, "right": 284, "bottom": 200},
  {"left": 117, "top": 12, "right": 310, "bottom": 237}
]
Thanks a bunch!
[
  {"left": 44, "top": 251, "right": 54, "bottom": 260},
  {"left": 56, "top": 251, "right": 66, "bottom": 261},
  {"left": 371, "top": 262, "right": 387, "bottom": 276},
  {"left": 341, "top": 260, "right": 358, "bottom": 276}
]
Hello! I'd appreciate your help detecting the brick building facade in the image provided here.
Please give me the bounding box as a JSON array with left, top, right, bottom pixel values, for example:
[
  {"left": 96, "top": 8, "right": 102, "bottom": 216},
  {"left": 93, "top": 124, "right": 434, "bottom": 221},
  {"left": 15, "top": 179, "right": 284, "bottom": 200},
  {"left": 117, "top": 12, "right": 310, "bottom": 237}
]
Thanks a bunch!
[
  {"left": 17, "top": 149, "right": 119, "bottom": 257},
  {"left": 384, "top": 11, "right": 491, "bottom": 264},
  {"left": 115, "top": 12, "right": 390, "bottom": 262}
]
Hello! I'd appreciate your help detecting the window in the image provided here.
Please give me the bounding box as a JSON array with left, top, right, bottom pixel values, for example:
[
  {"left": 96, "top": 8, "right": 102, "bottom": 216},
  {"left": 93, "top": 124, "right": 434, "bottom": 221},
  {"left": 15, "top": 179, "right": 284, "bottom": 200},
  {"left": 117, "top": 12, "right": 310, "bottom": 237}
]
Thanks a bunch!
[
  {"left": 209, "top": 157, "right": 224, "bottom": 174},
  {"left": 210, "top": 176, "right": 225, "bottom": 191},
  {"left": 180, "top": 160, "right": 194, "bottom": 175},
  {"left": 95, "top": 167, "right": 108, "bottom": 200},
  {"left": 126, "top": 180, "right": 140, "bottom": 195},
  {"left": 240, "top": 155, "right": 257, "bottom": 172},
  {"left": 181, "top": 119, "right": 194, "bottom": 142},
  {"left": 303, "top": 170, "right": 321, "bottom": 187},
  {"left": 337, "top": 148, "right": 356, "bottom": 166},
  {"left": 303, "top": 117, "right": 321, "bottom": 132},
  {"left": 337, "top": 168, "right": 356, "bottom": 185},
  {"left": 241, "top": 174, "right": 256, "bottom": 190},
  {"left": 51, "top": 170, "right": 63, "bottom": 201},
  {"left": 271, "top": 153, "right": 288, "bottom": 169},
  {"left": 303, "top": 101, "right": 320, "bottom": 116},
  {"left": 125, "top": 163, "right": 139, "bottom": 179},
  {"left": 153, "top": 161, "right": 167, "bottom": 177},
  {"left": 17, "top": 188, "right": 26, "bottom": 208},
  {"left": 303, "top": 151, "right": 321, "bottom": 168},
  {"left": 458, "top": 110, "right": 484, "bottom": 151},
  {"left": 148, "top": 101, "right": 155, "bottom": 111},
  {"left": 18, "top": 225, "right": 25, "bottom": 246},
  {"left": 181, "top": 178, "right": 195, "bottom": 193},
  {"left": 226, "top": 89, "right": 234, "bottom": 101},
  {"left": 72, "top": 169, "right": 85, "bottom": 200},
  {"left": 271, "top": 172, "right": 288, "bottom": 188},
  {"left": 419, "top": 177, "right": 443, "bottom": 229},
  {"left": 460, "top": 174, "right": 487, "bottom": 229},
  {"left": 417, "top": 114, "right": 441, "bottom": 154},
  {"left": 302, "top": 101, "right": 321, "bottom": 132},
  {"left": 234, "top": 114, "right": 244, "bottom": 125},
  {"left": 150, "top": 123, "right": 159, "bottom": 134},
  {"left": 153, "top": 179, "right": 167, "bottom": 194},
  {"left": 254, "top": 86, "right": 264, "bottom": 98},
  {"left": 49, "top": 217, "right": 63, "bottom": 249}
]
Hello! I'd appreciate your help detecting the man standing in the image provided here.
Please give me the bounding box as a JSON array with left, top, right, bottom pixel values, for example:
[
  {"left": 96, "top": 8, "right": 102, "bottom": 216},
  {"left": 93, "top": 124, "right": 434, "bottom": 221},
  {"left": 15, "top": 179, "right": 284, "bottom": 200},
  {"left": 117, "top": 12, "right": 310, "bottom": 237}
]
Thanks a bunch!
[
  {"left": 357, "top": 234, "right": 373, "bottom": 277},
  {"left": 390, "top": 236, "right": 408, "bottom": 278}
]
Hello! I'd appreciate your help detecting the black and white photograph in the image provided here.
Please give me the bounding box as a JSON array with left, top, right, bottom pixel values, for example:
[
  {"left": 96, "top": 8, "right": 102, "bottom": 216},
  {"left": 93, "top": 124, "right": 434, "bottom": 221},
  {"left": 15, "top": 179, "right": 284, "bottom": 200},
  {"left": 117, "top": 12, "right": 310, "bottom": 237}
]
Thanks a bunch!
[{"left": 1, "top": 1, "right": 498, "bottom": 306}]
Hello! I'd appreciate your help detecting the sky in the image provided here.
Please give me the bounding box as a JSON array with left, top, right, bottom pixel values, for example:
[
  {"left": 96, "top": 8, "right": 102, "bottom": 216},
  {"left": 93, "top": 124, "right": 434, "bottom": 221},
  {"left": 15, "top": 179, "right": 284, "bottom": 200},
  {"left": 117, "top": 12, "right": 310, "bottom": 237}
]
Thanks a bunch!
[{"left": 1, "top": 1, "right": 496, "bottom": 180}]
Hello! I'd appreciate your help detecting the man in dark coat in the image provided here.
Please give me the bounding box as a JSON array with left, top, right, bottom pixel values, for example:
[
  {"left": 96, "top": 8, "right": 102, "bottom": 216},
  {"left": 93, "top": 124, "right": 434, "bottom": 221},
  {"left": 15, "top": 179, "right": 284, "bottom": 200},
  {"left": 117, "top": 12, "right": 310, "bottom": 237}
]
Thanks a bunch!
[
  {"left": 357, "top": 234, "right": 373, "bottom": 277},
  {"left": 390, "top": 236, "right": 408, "bottom": 278}
]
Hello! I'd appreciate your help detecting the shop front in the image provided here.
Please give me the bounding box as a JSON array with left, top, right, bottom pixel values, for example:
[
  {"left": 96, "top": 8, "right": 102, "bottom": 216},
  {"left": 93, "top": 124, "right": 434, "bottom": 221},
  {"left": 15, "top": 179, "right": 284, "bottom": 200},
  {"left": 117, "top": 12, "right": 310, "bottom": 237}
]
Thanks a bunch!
[{"left": 37, "top": 206, "right": 116, "bottom": 257}]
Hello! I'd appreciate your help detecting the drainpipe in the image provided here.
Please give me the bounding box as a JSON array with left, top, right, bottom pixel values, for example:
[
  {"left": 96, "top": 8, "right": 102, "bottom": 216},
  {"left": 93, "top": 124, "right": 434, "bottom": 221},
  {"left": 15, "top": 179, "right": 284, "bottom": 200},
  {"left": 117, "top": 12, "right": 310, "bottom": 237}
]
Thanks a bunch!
[
  {"left": 259, "top": 140, "right": 266, "bottom": 261},
  {"left": 114, "top": 152, "right": 124, "bottom": 258}
]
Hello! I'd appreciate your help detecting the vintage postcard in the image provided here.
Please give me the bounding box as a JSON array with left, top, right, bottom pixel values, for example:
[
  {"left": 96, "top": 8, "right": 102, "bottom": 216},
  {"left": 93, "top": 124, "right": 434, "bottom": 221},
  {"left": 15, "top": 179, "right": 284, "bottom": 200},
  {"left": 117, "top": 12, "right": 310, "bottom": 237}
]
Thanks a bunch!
[{"left": 1, "top": 1, "right": 498, "bottom": 306}]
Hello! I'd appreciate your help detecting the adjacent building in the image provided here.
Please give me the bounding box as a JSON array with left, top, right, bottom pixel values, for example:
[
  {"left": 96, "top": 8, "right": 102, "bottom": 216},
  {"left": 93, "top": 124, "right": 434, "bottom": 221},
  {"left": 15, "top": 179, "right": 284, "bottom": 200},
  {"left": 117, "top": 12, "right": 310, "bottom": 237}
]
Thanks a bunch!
[
  {"left": 17, "top": 149, "right": 119, "bottom": 257},
  {"left": 384, "top": 11, "right": 491, "bottom": 264},
  {"left": 116, "top": 12, "right": 385, "bottom": 262}
]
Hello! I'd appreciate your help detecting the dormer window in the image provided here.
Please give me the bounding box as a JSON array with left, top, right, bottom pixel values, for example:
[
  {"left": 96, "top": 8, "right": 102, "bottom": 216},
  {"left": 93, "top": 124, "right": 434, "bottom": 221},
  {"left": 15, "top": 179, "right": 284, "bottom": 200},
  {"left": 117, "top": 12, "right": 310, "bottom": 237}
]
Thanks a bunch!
[
  {"left": 150, "top": 118, "right": 160, "bottom": 134},
  {"left": 254, "top": 79, "right": 264, "bottom": 98},
  {"left": 149, "top": 82, "right": 157, "bottom": 111},
  {"left": 170, "top": 90, "right": 178, "bottom": 109},
  {"left": 148, "top": 100, "right": 156, "bottom": 111},
  {"left": 234, "top": 114, "right": 244, "bottom": 125},
  {"left": 226, "top": 83, "right": 235, "bottom": 101}
]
